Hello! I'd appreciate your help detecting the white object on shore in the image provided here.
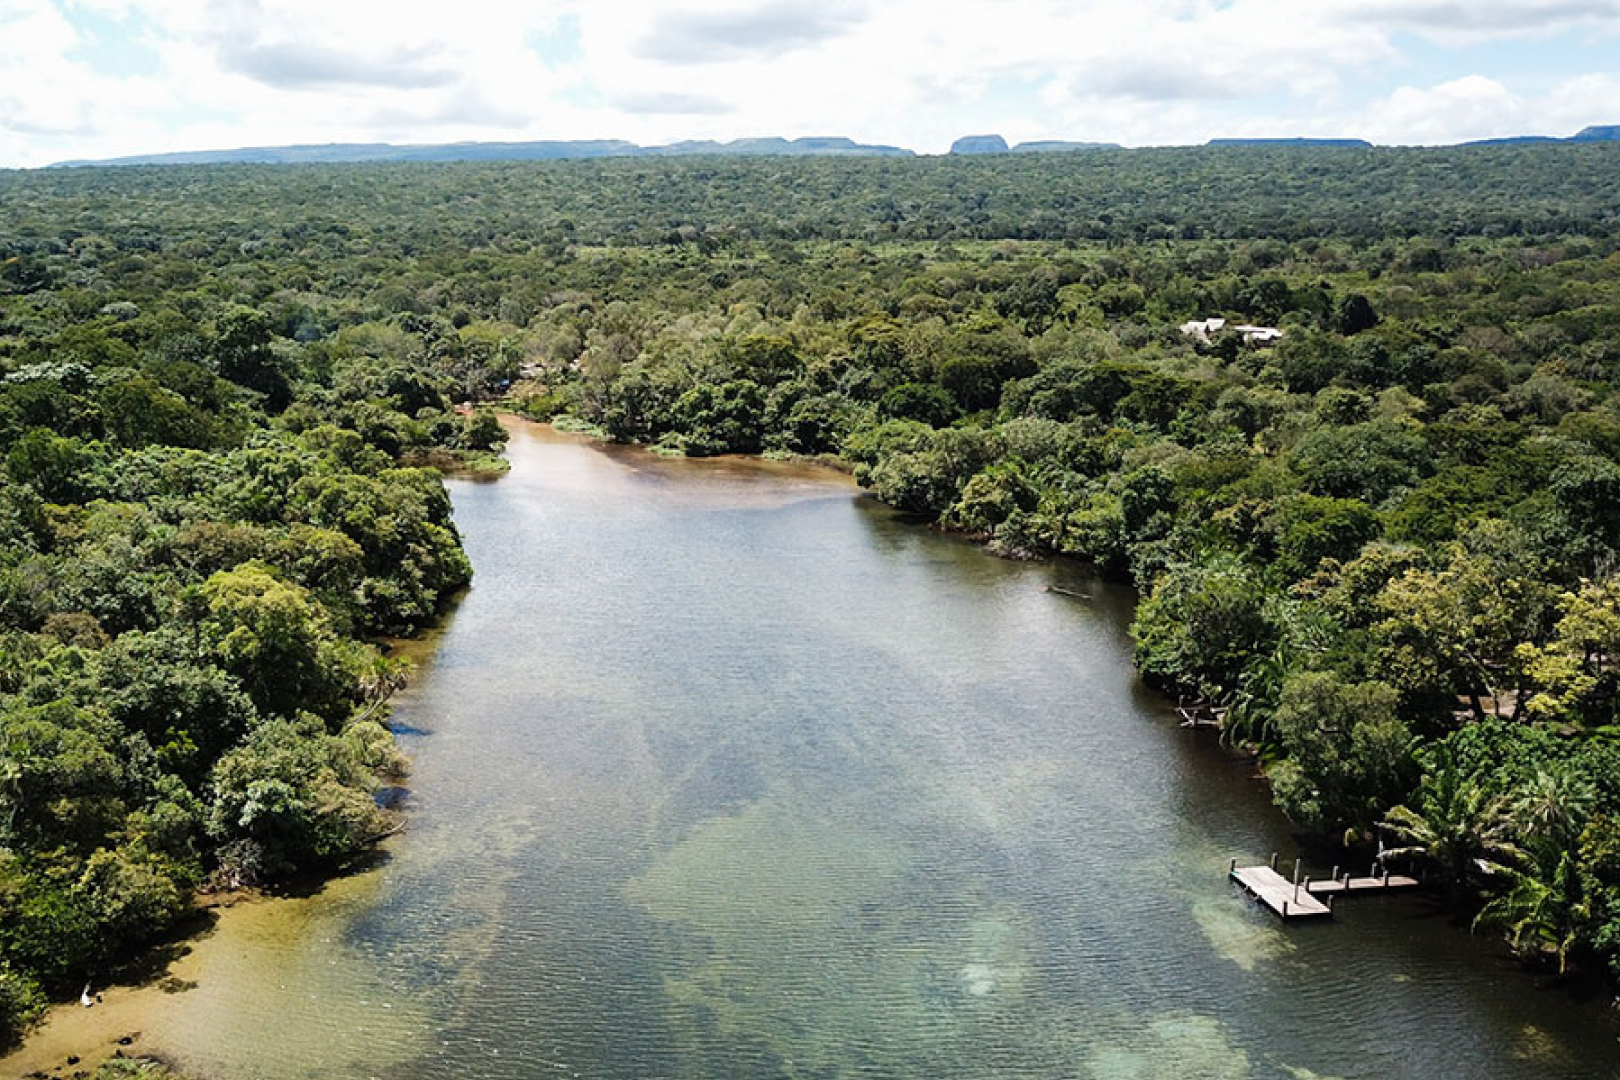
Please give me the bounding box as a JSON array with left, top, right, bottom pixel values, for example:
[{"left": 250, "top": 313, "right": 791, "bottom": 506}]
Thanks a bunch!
[{"left": 80, "top": 982, "right": 93, "bottom": 1008}]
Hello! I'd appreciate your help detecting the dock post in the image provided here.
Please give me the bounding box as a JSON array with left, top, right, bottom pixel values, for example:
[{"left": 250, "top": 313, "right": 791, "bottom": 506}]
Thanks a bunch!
[
  {"left": 1331, "top": 864, "right": 1339, "bottom": 883},
  {"left": 1282, "top": 899, "right": 1289, "bottom": 917},
  {"left": 1229, "top": 857, "right": 1237, "bottom": 874},
  {"left": 1270, "top": 852, "right": 1278, "bottom": 870},
  {"left": 1293, "top": 860, "right": 1302, "bottom": 887}
]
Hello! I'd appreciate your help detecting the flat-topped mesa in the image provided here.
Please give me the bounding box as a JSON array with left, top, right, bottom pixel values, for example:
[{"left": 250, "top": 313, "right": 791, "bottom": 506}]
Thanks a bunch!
[
  {"left": 1012, "top": 140, "right": 1122, "bottom": 153},
  {"left": 1571, "top": 125, "right": 1620, "bottom": 142},
  {"left": 1207, "top": 137, "right": 1372, "bottom": 148},
  {"left": 50, "top": 135, "right": 916, "bottom": 167},
  {"left": 950, "top": 134, "right": 1010, "bottom": 155}
]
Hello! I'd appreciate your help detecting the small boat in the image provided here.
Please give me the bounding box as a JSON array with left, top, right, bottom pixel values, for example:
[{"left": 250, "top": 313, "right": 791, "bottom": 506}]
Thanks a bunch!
[{"left": 1044, "top": 585, "right": 1091, "bottom": 600}]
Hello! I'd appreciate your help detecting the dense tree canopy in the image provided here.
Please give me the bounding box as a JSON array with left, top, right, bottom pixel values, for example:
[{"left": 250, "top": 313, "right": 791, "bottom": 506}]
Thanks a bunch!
[
  {"left": 0, "top": 166, "right": 509, "bottom": 1045},
  {"left": 4, "top": 145, "right": 1620, "bottom": 1039}
]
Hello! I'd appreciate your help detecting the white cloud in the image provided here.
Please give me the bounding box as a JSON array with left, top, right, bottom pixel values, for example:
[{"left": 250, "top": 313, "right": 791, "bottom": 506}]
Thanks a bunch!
[
  {"left": 1357, "top": 71, "right": 1620, "bottom": 144},
  {"left": 1334, "top": 0, "right": 1620, "bottom": 42},
  {"left": 0, "top": 0, "right": 1617, "bottom": 165},
  {"left": 632, "top": 1, "right": 870, "bottom": 63},
  {"left": 1359, "top": 75, "right": 1524, "bottom": 144},
  {"left": 0, "top": 0, "right": 180, "bottom": 163}
]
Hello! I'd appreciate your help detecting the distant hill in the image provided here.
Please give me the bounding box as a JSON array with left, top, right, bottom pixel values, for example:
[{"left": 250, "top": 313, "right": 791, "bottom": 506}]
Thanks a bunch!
[
  {"left": 1460, "top": 125, "right": 1620, "bottom": 147},
  {"left": 950, "top": 134, "right": 1010, "bottom": 155},
  {"left": 649, "top": 136, "right": 911, "bottom": 157},
  {"left": 46, "top": 124, "right": 1620, "bottom": 168},
  {"left": 51, "top": 136, "right": 913, "bottom": 168},
  {"left": 1455, "top": 135, "right": 1562, "bottom": 147},
  {"left": 1571, "top": 125, "right": 1620, "bottom": 142},
  {"left": 51, "top": 141, "right": 635, "bottom": 166},
  {"left": 950, "top": 135, "right": 1120, "bottom": 155},
  {"left": 1011, "top": 140, "right": 1121, "bottom": 153},
  {"left": 1207, "top": 138, "right": 1372, "bottom": 148}
]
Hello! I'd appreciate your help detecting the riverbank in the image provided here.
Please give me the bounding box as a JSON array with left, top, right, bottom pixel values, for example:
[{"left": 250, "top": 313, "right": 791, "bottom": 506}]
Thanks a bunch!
[
  {"left": 0, "top": 497, "right": 481, "bottom": 1073},
  {"left": 532, "top": 413, "right": 1620, "bottom": 994},
  {"left": 0, "top": 419, "right": 864, "bottom": 1077},
  {"left": 0, "top": 867, "right": 397, "bottom": 1078},
  {"left": 10, "top": 419, "right": 1618, "bottom": 1078}
]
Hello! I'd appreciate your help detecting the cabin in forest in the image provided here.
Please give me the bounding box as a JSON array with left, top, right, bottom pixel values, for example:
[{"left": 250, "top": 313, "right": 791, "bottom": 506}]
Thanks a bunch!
[{"left": 1180, "top": 317, "right": 1285, "bottom": 347}]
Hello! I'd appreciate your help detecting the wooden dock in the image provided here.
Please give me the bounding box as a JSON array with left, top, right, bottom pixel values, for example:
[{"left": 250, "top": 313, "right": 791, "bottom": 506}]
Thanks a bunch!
[
  {"left": 1229, "top": 863, "right": 1332, "bottom": 919},
  {"left": 1228, "top": 856, "right": 1421, "bottom": 920},
  {"left": 1308, "top": 872, "right": 1419, "bottom": 895}
]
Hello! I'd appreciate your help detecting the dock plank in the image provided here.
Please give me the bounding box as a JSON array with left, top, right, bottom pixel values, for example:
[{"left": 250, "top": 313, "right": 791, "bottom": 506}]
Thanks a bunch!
[
  {"left": 1229, "top": 865, "right": 1332, "bottom": 919},
  {"left": 1307, "top": 874, "right": 1419, "bottom": 895}
]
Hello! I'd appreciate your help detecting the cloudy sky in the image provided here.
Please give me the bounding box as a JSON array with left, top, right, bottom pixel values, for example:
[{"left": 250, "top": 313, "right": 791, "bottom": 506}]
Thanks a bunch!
[{"left": 3, "top": 0, "right": 1620, "bottom": 166}]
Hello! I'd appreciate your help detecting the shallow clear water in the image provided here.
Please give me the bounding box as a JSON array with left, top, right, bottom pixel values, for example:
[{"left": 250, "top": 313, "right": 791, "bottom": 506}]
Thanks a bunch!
[{"left": 19, "top": 420, "right": 1620, "bottom": 1079}]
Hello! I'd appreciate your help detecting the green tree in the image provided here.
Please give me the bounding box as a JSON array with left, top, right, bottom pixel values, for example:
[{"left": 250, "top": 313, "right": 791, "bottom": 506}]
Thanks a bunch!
[
  {"left": 879, "top": 382, "right": 959, "bottom": 427},
  {"left": 1267, "top": 673, "right": 1413, "bottom": 834},
  {"left": 197, "top": 564, "right": 360, "bottom": 722},
  {"left": 5, "top": 430, "right": 100, "bottom": 503},
  {"left": 669, "top": 380, "right": 766, "bottom": 456},
  {"left": 1382, "top": 742, "right": 1525, "bottom": 890},
  {"left": 213, "top": 306, "right": 293, "bottom": 411},
  {"left": 207, "top": 715, "right": 397, "bottom": 881},
  {"left": 1333, "top": 293, "right": 1379, "bottom": 335},
  {"left": 1132, "top": 556, "right": 1275, "bottom": 697}
]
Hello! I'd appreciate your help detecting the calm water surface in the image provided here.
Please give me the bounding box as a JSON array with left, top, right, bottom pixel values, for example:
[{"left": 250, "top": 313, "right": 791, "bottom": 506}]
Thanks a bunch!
[{"left": 18, "top": 421, "right": 1620, "bottom": 1079}]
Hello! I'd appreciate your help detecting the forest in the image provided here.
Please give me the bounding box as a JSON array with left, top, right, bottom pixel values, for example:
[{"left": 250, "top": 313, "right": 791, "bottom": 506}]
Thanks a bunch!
[{"left": 4, "top": 144, "right": 1620, "bottom": 1040}]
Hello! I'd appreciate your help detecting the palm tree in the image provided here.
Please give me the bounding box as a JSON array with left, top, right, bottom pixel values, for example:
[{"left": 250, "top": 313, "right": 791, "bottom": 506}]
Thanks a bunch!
[
  {"left": 1468, "top": 767, "right": 1602, "bottom": 972},
  {"left": 1380, "top": 746, "right": 1525, "bottom": 890},
  {"left": 1475, "top": 849, "right": 1590, "bottom": 973},
  {"left": 1220, "top": 648, "right": 1291, "bottom": 749},
  {"left": 357, "top": 654, "right": 413, "bottom": 706},
  {"left": 1512, "top": 768, "right": 1596, "bottom": 849}
]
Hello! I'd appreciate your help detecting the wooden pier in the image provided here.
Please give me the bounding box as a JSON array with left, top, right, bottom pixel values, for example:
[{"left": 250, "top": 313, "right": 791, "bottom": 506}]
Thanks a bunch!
[
  {"left": 1309, "top": 871, "right": 1419, "bottom": 896},
  {"left": 1228, "top": 855, "right": 1421, "bottom": 921},
  {"left": 1230, "top": 863, "right": 1331, "bottom": 919}
]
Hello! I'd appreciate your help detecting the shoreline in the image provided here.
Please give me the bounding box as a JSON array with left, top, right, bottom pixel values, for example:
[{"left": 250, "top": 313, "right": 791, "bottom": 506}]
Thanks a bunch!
[
  {"left": 9, "top": 419, "right": 1612, "bottom": 1075},
  {"left": 0, "top": 836, "right": 409, "bottom": 1078},
  {"left": 1, "top": 418, "right": 858, "bottom": 1075},
  {"left": 534, "top": 413, "right": 1620, "bottom": 998},
  {"left": 0, "top": 510, "right": 479, "bottom": 1073},
  {"left": 0, "top": 882, "right": 371, "bottom": 1078}
]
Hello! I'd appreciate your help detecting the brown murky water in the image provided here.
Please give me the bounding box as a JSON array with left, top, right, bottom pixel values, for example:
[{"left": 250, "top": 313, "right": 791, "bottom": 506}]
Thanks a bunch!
[{"left": 9, "top": 421, "right": 1620, "bottom": 1079}]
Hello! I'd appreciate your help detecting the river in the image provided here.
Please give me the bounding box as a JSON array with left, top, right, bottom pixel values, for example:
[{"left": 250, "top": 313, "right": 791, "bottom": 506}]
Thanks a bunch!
[{"left": 8, "top": 419, "right": 1619, "bottom": 1079}]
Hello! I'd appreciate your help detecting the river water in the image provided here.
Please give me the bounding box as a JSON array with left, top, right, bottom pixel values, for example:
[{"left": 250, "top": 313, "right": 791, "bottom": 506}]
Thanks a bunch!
[{"left": 9, "top": 420, "right": 1619, "bottom": 1079}]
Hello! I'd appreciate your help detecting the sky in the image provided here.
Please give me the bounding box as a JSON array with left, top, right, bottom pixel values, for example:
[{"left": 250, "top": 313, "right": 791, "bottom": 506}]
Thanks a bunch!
[{"left": 3, "top": 0, "right": 1620, "bottom": 167}]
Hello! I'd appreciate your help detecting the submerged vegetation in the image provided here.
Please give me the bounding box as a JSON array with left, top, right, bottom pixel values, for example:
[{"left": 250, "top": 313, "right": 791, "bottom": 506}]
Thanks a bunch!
[{"left": 4, "top": 144, "right": 1620, "bottom": 1037}]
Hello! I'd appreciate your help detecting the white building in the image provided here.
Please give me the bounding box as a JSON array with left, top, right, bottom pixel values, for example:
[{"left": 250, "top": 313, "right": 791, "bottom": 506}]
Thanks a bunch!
[{"left": 1180, "top": 317, "right": 1284, "bottom": 347}]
